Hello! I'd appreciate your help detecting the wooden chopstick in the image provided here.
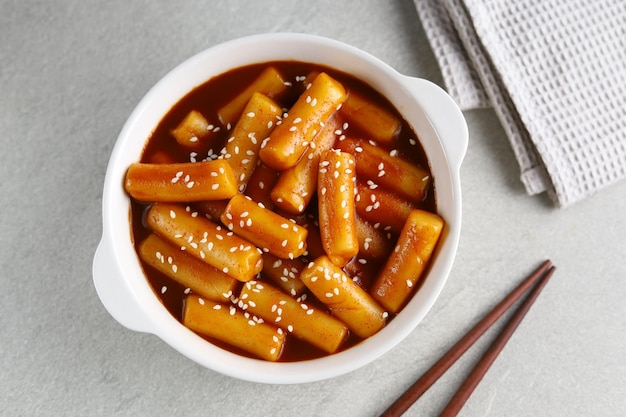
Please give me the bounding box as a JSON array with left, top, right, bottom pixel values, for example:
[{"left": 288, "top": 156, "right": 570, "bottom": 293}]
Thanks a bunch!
[{"left": 380, "top": 260, "right": 555, "bottom": 417}]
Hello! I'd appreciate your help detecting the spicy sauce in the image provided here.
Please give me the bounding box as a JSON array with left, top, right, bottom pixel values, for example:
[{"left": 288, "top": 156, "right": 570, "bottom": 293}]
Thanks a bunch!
[{"left": 130, "top": 61, "right": 436, "bottom": 362}]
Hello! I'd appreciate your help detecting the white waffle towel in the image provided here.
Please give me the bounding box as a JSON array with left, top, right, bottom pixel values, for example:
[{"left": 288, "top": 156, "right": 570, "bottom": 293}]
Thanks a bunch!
[{"left": 415, "top": 0, "right": 626, "bottom": 207}]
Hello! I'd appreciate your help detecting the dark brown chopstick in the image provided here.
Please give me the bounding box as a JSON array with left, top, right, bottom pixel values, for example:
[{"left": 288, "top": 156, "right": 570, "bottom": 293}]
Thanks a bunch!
[
  {"left": 380, "top": 260, "right": 555, "bottom": 417},
  {"left": 439, "top": 264, "right": 555, "bottom": 416}
]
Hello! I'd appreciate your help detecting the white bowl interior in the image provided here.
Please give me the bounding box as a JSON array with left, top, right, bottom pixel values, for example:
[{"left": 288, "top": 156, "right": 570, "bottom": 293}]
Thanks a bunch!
[{"left": 97, "top": 32, "right": 464, "bottom": 384}]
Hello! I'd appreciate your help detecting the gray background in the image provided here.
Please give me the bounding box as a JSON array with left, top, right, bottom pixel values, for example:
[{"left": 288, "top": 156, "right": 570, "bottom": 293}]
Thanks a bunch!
[{"left": 2, "top": 1, "right": 625, "bottom": 416}]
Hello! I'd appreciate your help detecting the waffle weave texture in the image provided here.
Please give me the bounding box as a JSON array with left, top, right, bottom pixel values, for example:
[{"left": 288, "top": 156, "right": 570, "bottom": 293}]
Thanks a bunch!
[{"left": 415, "top": 0, "right": 626, "bottom": 207}]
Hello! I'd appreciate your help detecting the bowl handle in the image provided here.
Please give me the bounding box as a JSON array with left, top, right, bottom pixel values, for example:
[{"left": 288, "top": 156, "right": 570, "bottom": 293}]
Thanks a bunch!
[
  {"left": 92, "top": 236, "right": 152, "bottom": 333},
  {"left": 401, "top": 76, "right": 468, "bottom": 171}
]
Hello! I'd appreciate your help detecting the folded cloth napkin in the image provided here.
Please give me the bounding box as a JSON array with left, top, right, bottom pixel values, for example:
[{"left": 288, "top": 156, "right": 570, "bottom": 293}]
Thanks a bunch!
[{"left": 415, "top": 0, "right": 626, "bottom": 207}]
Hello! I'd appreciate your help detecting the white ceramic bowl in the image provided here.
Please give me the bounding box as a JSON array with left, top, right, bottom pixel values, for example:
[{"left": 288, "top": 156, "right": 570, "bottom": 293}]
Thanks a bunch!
[{"left": 92, "top": 32, "right": 468, "bottom": 384}]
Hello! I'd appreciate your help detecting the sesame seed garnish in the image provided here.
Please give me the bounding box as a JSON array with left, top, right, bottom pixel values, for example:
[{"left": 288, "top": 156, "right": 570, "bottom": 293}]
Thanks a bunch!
[
  {"left": 169, "top": 210, "right": 176, "bottom": 219},
  {"left": 161, "top": 286, "right": 167, "bottom": 294},
  {"left": 198, "top": 298, "right": 205, "bottom": 305}
]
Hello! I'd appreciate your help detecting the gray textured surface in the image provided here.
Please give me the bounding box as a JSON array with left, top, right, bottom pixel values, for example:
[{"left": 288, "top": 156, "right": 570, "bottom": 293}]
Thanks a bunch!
[{"left": 1, "top": 1, "right": 625, "bottom": 416}]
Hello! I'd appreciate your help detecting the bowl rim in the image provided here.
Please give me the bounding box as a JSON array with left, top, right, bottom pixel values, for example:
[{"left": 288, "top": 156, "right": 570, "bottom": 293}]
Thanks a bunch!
[{"left": 95, "top": 32, "right": 465, "bottom": 384}]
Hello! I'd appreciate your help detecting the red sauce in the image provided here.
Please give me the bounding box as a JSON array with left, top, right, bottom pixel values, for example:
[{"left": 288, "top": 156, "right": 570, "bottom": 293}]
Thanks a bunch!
[{"left": 129, "top": 61, "right": 436, "bottom": 362}]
